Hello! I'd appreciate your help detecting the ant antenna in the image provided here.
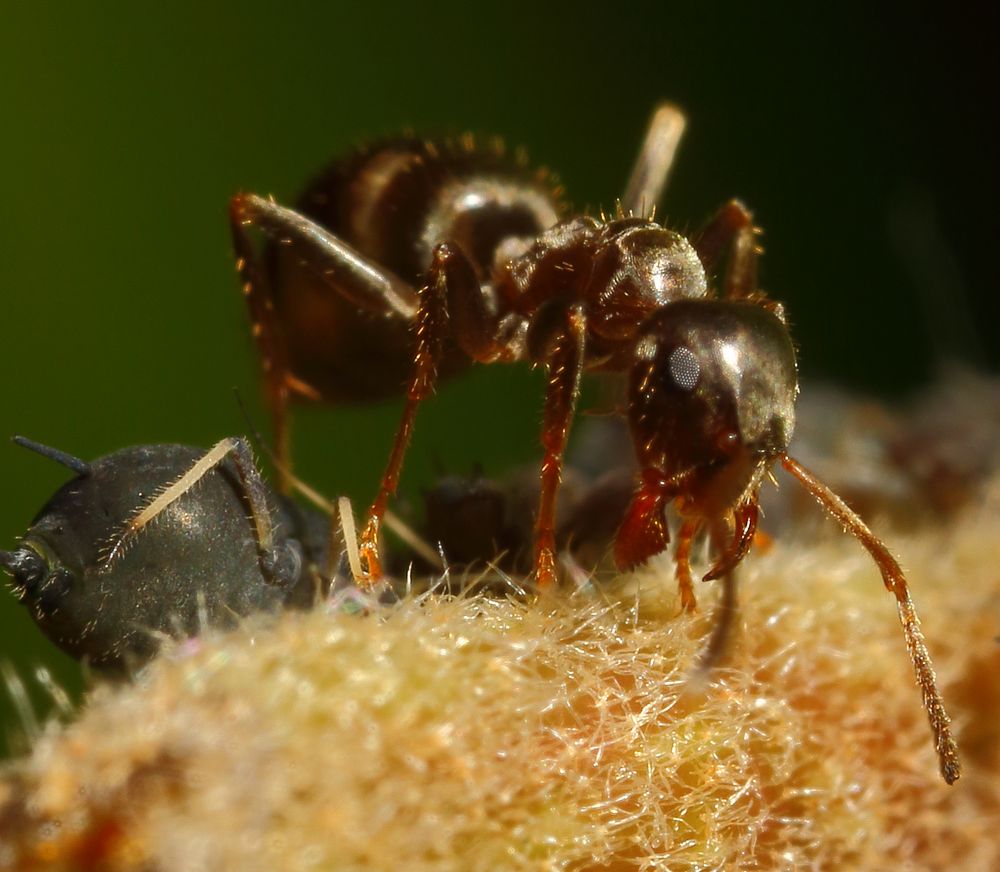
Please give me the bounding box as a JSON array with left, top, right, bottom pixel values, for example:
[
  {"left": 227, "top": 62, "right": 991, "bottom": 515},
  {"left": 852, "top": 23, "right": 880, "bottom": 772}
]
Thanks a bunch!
[
  {"left": 12, "top": 436, "right": 91, "bottom": 476},
  {"left": 781, "top": 453, "right": 961, "bottom": 784}
]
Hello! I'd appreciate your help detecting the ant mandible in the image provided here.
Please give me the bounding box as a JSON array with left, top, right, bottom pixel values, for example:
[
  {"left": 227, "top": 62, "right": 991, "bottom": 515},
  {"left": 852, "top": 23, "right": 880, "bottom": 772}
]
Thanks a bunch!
[{"left": 230, "top": 104, "right": 959, "bottom": 783}]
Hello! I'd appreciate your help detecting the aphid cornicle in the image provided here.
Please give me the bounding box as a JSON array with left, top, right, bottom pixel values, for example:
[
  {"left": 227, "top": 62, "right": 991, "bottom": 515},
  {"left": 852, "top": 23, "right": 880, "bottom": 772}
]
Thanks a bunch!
[
  {"left": 1, "top": 437, "right": 327, "bottom": 669},
  {"left": 230, "top": 103, "right": 960, "bottom": 783}
]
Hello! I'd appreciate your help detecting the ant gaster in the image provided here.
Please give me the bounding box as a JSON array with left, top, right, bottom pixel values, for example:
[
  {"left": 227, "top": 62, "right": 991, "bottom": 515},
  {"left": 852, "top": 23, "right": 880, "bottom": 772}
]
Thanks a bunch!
[{"left": 230, "top": 104, "right": 959, "bottom": 783}]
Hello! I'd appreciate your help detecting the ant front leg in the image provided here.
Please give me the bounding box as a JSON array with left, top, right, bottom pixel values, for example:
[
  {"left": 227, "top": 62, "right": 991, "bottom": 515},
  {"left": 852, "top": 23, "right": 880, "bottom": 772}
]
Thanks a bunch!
[
  {"left": 532, "top": 304, "right": 587, "bottom": 588},
  {"left": 621, "top": 103, "right": 687, "bottom": 219},
  {"left": 102, "top": 438, "right": 298, "bottom": 587},
  {"left": 357, "top": 242, "right": 508, "bottom": 583},
  {"left": 229, "top": 193, "right": 418, "bottom": 488},
  {"left": 690, "top": 199, "right": 760, "bottom": 299},
  {"left": 674, "top": 518, "right": 701, "bottom": 612}
]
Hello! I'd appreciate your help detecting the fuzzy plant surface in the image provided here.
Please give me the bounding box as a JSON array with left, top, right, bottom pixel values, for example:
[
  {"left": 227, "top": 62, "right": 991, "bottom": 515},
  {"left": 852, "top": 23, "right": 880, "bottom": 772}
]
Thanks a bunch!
[{"left": 1, "top": 476, "right": 998, "bottom": 871}]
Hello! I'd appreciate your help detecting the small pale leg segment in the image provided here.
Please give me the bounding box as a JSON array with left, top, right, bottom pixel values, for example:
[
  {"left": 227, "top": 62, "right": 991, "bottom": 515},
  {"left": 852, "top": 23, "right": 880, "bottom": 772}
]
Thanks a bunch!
[{"left": 101, "top": 438, "right": 280, "bottom": 582}]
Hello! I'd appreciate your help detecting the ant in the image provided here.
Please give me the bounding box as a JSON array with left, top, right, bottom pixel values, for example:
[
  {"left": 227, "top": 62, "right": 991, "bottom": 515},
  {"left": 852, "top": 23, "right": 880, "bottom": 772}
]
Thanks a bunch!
[
  {"left": 1, "top": 437, "right": 326, "bottom": 669},
  {"left": 230, "top": 104, "right": 960, "bottom": 783}
]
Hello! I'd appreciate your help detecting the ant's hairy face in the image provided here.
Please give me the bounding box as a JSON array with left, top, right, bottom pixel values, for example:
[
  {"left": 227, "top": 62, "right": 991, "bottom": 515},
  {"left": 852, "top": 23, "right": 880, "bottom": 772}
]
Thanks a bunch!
[{"left": 628, "top": 299, "right": 798, "bottom": 510}]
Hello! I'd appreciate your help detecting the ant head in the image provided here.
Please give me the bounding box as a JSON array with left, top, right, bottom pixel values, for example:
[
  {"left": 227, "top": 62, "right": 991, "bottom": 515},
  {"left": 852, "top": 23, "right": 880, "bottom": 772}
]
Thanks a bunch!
[{"left": 627, "top": 298, "right": 798, "bottom": 513}]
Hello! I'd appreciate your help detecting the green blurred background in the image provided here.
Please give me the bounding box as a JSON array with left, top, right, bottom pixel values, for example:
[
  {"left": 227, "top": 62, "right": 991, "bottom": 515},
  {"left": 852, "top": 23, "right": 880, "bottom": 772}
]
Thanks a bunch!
[{"left": 1, "top": 2, "right": 995, "bottom": 756}]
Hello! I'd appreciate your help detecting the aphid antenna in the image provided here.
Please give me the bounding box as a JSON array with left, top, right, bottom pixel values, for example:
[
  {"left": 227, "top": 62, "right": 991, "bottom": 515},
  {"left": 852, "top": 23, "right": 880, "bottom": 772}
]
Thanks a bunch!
[{"left": 12, "top": 435, "right": 91, "bottom": 476}]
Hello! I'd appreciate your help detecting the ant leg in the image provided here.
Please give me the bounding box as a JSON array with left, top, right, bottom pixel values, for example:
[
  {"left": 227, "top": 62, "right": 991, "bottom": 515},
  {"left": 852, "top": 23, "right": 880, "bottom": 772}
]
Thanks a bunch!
[
  {"left": 614, "top": 467, "right": 696, "bottom": 571},
  {"left": 702, "top": 497, "right": 759, "bottom": 581},
  {"left": 356, "top": 243, "right": 489, "bottom": 583},
  {"left": 533, "top": 304, "right": 587, "bottom": 588},
  {"left": 620, "top": 103, "right": 687, "bottom": 219},
  {"left": 231, "top": 196, "right": 302, "bottom": 488},
  {"left": 674, "top": 518, "right": 700, "bottom": 612},
  {"left": 230, "top": 193, "right": 417, "bottom": 317},
  {"left": 102, "top": 439, "right": 296, "bottom": 586},
  {"left": 690, "top": 199, "right": 760, "bottom": 299},
  {"left": 229, "top": 193, "right": 419, "bottom": 487}
]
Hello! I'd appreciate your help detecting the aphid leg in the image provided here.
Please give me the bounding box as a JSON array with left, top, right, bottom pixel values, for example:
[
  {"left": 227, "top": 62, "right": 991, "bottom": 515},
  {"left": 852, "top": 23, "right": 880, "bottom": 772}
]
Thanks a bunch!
[
  {"left": 690, "top": 199, "right": 759, "bottom": 298},
  {"left": 533, "top": 304, "right": 587, "bottom": 588},
  {"left": 620, "top": 102, "right": 687, "bottom": 219},
  {"left": 229, "top": 193, "right": 417, "bottom": 489},
  {"left": 357, "top": 243, "right": 497, "bottom": 583},
  {"left": 674, "top": 518, "right": 700, "bottom": 612},
  {"left": 781, "top": 453, "right": 961, "bottom": 785},
  {"left": 102, "top": 438, "right": 294, "bottom": 586}
]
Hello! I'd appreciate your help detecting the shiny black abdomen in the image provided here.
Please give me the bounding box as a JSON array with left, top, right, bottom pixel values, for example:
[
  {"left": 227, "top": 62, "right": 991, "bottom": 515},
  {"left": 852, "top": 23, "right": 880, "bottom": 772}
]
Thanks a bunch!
[{"left": 267, "top": 138, "right": 564, "bottom": 402}]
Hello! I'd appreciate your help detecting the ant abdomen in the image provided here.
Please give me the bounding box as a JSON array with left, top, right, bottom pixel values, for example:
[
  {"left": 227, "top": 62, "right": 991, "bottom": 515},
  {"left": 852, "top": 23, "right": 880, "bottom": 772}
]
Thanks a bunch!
[
  {"left": 296, "top": 137, "right": 564, "bottom": 282},
  {"left": 248, "top": 138, "right": 566, "bottom": 403}
]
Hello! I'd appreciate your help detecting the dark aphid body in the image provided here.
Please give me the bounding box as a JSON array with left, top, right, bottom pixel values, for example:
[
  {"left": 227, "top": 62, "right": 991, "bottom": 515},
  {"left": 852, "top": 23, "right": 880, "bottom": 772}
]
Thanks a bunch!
[
  {"left": 414, "top": 463, "right": 634, "bottom": 578},
  {"left": 2, "top": 440, "right": 326, "bottom": 668},
  {"left": 230, "top": 105, "right": 960, "bottom": 783}
]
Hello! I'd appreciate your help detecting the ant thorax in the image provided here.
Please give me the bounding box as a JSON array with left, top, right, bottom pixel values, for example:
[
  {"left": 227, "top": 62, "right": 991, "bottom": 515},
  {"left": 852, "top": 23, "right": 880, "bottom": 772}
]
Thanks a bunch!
[{"left": 493, "top": 217, "right": 710, "bottom": 364}]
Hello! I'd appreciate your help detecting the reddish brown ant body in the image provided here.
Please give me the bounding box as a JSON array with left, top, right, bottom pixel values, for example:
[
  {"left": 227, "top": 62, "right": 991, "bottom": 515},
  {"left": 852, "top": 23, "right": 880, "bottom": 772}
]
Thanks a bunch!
[{"left": 230, "top": 104, "right": 959, "bottom": 783}]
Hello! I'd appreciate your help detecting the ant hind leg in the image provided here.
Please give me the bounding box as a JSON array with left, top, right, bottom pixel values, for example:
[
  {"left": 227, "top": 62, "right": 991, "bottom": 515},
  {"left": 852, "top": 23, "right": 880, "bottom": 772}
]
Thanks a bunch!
[{"left": 229, "top": 193, "right": 420, "bottom": 490}]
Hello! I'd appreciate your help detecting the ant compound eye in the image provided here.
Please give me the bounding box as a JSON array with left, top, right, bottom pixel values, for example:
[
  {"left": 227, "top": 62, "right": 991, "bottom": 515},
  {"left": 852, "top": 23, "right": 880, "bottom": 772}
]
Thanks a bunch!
[{"left": 668, "top": 346, "right": 700, "bottom": 391}]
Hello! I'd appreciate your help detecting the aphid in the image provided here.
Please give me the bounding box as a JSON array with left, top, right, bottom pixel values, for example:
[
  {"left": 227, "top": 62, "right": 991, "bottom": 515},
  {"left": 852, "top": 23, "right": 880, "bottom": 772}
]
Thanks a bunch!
[
  {"left": 230, "top": 104, "right": 960, "bottom": 783},
  {"left": 415, "top": 463, "right": 633, "bottom": 577},
  {"left": 1, "top": 437, "right": 328, "bottom": 669}
]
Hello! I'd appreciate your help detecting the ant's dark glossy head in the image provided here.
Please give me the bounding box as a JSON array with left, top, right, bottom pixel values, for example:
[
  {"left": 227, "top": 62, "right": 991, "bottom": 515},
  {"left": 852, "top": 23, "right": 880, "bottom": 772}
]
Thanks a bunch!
[{"left": 616, "top": 299, "right": 798, "bottom": 569}]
